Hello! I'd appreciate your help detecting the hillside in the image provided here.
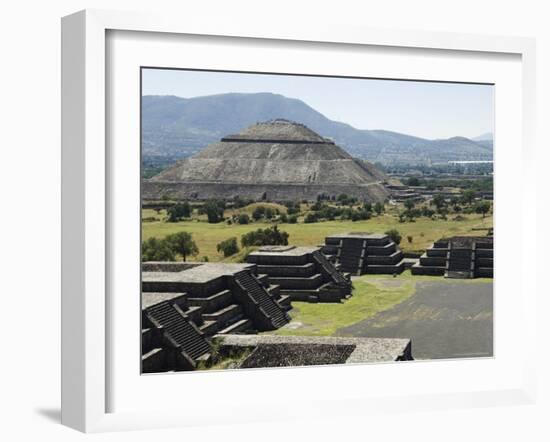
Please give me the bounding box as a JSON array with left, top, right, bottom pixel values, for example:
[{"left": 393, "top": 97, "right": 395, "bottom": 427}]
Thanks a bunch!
[{"left": 142, "top": 93, "right": 493, "bottom": 166}]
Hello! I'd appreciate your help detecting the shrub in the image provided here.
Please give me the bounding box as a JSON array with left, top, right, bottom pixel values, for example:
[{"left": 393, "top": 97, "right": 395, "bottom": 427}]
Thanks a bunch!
[
  {"left": 237, "top": 213, "right": 250, "bottom": 224},
  {"left": 404, "top": 199, "right": 415, "bottom": 211},
  {"left": 304, "top": 213, "right": 319, "bottom": 223},
  {"left": 421, "top": 206, "right": 435, "bottom": 218},
  {"left": 385, "top": 229, "right": 402, "bottom": 245},
  {"left": 407, "top": 235, "right": 413, "bottom": 243},
  {"left": 166, "top": 202, "right": 191, "bottom": 222},
  {"left": 280, "top": 213, "right": 288, "bottom": 223},
  {"left": 217, "top": 237, "right": 240, "bottom": 257},
  {"left": 288, "top": 215, "right": 298, "bottom": 224},
  {"left": 241, "top": 225, "right": 289, "bottom": 247},
  {"left": 252, "top": 206, "right": 266, "bottom": 221},
  {"left": 374, "top": 202, "right": 385, "bottom": 215},
  {"left": 141, "top": 237, "right": 175, "bottom": 262}
]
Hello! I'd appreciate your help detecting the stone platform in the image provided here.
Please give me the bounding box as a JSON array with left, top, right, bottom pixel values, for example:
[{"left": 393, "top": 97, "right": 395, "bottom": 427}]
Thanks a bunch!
[
  {"left": 141, "top": 261, "right": 292, "bottom": 373},
  {"left": 411, "top": 236, "right": 493, "bottom": 279},
  {"left": 246, "top": 246, "right": 352, "bottom": 303},
  {"left": 322, "top": 233, "right": 406, "bottom": 275},
  {"left": 215, "top": 334, "right": 413, "bottom": 367}
]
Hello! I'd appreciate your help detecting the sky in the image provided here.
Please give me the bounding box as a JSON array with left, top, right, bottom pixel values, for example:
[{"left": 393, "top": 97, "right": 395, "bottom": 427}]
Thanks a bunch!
[{"left": 142, "top": 68, "right": 494, "bottom": 140}]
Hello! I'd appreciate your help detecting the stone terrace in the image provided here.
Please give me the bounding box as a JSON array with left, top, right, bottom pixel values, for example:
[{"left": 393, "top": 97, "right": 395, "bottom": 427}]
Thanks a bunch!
[
  {"left": 246, "top": 245, "right": 352, "bottom": 302},
  {"left": 322, "top": 233, "right": 406, "bottom": 276},
  {"left": 141, "top": 261, "right": 292, "bottom": 373},
  {"left": 411, "top": 236, "right": 494, "bottom": 279}
]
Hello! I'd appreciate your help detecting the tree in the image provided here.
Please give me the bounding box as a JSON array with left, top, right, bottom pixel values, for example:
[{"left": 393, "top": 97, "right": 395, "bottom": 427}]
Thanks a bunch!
[
  {"left": 237, "top": 213, "right": 250, "bottom": 224},
  {"left": 337, "top": 193, "right": 349, "bottom": 203},
  {"left": 165, "top": 232, "right": 199, "bottom": 262},
  {"left": 474, "top": 200, "right": 491, "bottom": 218},
  {"left": 385, "top": 229, "right": 402, "bottom": 245},
  {"left": 461, "top": 189, "right": 476, "bottom": 206},
  {"left": 404, "top": 199, "right": 415, "bottom": 211},
  {"left": 203, "top": 200, "right": 224, "bottom": 223},
  {"left": 264, "top": 207, "right": 275, "bottom": 219},
  {"left": 304, "top": 213, "right": 318, "bottom": 223},
  {"left": 288, "top": 215, "right": 298, "bottom": 224},
  {"left": 374, "top": 201, "right": 385, "bottom": 215},
  {"left": 252, "top": 206, "right": 266, "bottom": 221},
  {"left": 241, "top": 225, "right": 289, "bottom": 247},
  {"left": 217, "top": 237, "right": 239, "bottom": 257},
  {"left": 406, "top": 177, "right": 421, "bottom": 186},
  {"left": 141, "top": 237, "right": 175, "bottom": 262},
  {"left": 166, "top": 202, "right": 191, "bottom": 222},
  {"left": 432, "top": 194, "right": 447, "bottom": 211}
]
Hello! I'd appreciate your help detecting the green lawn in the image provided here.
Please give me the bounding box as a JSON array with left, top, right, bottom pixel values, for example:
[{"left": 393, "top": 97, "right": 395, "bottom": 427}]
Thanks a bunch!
[
  {"left": 142, "top": 208, "right": 492, "bottom": 262},
  {"left": 268, "top": 271, "right": 493, "bottom": 337}
]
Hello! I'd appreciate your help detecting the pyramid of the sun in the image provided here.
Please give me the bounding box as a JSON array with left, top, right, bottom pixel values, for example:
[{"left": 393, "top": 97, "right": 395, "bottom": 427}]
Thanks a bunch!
[{"left": 143, "top": 119, "right": 390, "bottom": 202}]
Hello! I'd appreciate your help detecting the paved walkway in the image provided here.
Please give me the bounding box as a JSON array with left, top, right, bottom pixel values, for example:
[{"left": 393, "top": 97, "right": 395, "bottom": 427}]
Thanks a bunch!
[{"left": 337, "top": 280, "right": 493, "bottom": 360}]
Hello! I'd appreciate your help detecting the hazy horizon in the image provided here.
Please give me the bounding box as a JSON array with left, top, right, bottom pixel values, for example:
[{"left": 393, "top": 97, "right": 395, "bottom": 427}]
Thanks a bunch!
[{"left": 142, "top": 68, "right": 494, "bottom": 140}]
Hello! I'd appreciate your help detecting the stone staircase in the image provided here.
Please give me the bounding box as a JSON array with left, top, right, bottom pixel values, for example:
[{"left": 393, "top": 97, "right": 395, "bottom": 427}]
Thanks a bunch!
[
  {"left": 337, "top": 238, "right": 366, "bottom": 275},
  {"left": 144, "top": 301, "right": 211, "bottom": 368},
  {"left": 312, "top": 250, "right": 350, "bottom": 286},
  {"left": 234, "top": 271, "right": 289, "bottom": 329},
  {"left": 324, "top": 234, "right": 405, "bottom": 275},
  {"left": 445, "top": 247, "right": 474, "bottom": 279},
  {"left": 187, "top": 288, "right": 253, "bottom": 336},
  {"left": 412, "top": 236, "right": 493, "bottom": 279}
]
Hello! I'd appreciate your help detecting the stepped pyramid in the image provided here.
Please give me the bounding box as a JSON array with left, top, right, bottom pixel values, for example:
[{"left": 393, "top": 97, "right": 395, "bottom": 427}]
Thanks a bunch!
[{"left": 143, "top": 119, "right": 390, "bottom": 202}]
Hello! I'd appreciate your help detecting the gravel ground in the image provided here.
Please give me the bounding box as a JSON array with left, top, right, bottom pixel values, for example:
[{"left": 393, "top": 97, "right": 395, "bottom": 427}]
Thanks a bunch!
[{"left": 336, "top": 280, "right": 493, "bottom": 360}]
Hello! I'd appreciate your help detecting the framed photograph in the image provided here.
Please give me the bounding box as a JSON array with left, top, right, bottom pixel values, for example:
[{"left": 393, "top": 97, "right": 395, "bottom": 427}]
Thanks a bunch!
[{"left": 61, "top": 9, "right": 537, "bottom": 432}]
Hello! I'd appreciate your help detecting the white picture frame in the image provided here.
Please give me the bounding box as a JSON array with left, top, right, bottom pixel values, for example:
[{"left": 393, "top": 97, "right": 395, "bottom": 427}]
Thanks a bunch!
[{"left": 61, "top": 9, "right": 537, "bottom": 433}]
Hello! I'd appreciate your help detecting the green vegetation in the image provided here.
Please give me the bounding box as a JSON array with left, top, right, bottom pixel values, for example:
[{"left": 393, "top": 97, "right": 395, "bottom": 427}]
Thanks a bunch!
[
  {"left": 217, "top": 237, "right": 239, "bottom": 257},
  {"left": 271, "top": 273, "right": 416, "bottom": 336},
  {"left": 269, "top": 271, "right": 492, "bottom": 337},
  {"left": 241, "top": 225, "right": 289, "bottom": 248},
  {"left": 142, "top": 207, "right": 492, "bottom": 262},
  {"left": 165, "top": 231, "right": 199, "bottom": 262},
  {"left": 197, "top": 339, "right": 252, "bottom": 371},
  {"left": 236, "top": 213, "right": 250, "bottom": 225},
  {"left": 474, "top": 200, "right": 491, "bottom": 218},
  {"left": 202, "top": 200, "right": 225, "bottom": 223},
  {"left": 141, "top": 237, "right": 176, "bottom": 261},
  {"left": 384, "top": 228, "right": 402, "bottom": 245},
  {"left": 166, "top": 202, "right": 191, "bottom": 222}
]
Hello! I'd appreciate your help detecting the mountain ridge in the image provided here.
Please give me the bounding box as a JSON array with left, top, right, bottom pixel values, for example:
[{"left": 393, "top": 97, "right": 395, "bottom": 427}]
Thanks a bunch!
[{"left": 142, "top": 93, "right": 493, "bottom": 166}]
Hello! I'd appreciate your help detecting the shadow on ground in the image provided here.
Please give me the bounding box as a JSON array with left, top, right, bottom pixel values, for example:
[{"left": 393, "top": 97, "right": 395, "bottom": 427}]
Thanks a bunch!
[{"left": 35, "top": 408, "right": 61, "bottom": 423}]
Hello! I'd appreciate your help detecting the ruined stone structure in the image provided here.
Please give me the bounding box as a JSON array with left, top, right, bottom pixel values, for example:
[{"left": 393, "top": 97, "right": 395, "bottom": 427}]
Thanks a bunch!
[
  {"left": 322, "top": 233, "right": 406, "bottom": 275},
  {"left": 246, "top": 245, "right": 352, "bottom": 302},
  {"left": 141, "top": 262, "right": 291, "bottom": 372},
  {"left": 411, "top": 236, "right": 494, "bottom": 278},
  {"left": 216, "top": 334, "right": 413, "bottom": 368},
  {"left": 142, "top": 119, "right": 390, "bottom": 202}
]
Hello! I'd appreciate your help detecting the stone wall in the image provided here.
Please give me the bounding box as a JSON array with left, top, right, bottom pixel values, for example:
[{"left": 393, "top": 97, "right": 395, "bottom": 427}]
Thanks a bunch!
[{"left": 142, "top": 181, "right": 388, "bottom": 203}]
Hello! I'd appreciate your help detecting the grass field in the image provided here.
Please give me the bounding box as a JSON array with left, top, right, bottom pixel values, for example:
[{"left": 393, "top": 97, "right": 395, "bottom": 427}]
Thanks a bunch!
[
  {"left": 268, "top": 271, "right": 493, "bottom": 337},
  {"left": 142, "top": 207, "right": 493, "bottom": 262}
]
